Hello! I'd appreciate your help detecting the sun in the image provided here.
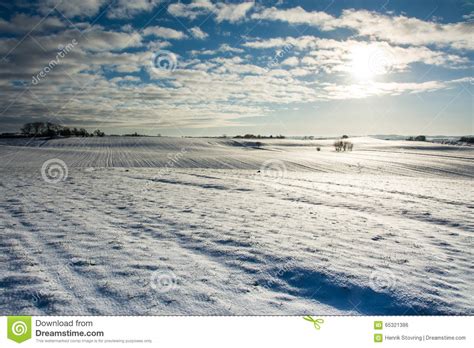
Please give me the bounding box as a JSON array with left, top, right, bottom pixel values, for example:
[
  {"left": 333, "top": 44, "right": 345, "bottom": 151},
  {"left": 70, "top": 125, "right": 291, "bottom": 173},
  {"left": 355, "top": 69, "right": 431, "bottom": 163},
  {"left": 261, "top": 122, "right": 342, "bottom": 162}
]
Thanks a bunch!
[
  {"left": 350, "top": 45, "right": 392, "bottom": 81},
  {"left": 350, "top": 46, "right": 375, "bottom": 80}
]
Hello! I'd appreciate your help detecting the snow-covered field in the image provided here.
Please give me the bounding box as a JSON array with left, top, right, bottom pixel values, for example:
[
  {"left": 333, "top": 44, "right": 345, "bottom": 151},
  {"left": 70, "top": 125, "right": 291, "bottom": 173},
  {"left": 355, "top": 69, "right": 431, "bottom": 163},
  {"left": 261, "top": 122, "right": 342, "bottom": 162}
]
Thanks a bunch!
[{"left": 0, "top": 137, "right": 473, "bottom": 315}]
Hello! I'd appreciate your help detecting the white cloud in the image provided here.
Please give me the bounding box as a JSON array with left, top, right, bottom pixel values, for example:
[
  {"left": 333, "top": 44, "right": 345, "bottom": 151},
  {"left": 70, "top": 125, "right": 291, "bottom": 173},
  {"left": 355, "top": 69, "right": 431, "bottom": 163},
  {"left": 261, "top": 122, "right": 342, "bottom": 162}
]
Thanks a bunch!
[
  {"left": 0, "top": 13, "right": 65, "bottom": 34},
  {"left": 251, "top": 6, "right": 336, "bottom": 30},
  {"left": 245, "top": 36, "right": 468, "bottom": 73},
  {"left": 281, "top": 57, "right": 299, "bottom": 67},
  {"left": 167, "top": 0, "right": 214, "bottom": 20},
  {"left": 1, "top": 5, "right": 471, "bottom": 132},
  {"left": 39, "top": 0, "right": 161, "bottom": 20},
  {"left": 321, "top": 80, "right": 447, "bottom": 100},
  {"left": 251, "top": 7, "right": 474, "bottom": 50},
  {"left": 143, "top": 26, "right": 188, "bottom": 40},
  {"left": 107, "top": 0, "right": 162, "bottom": 19},
  {"left": 462, "top": 12, "right": 474, "bottom": 22},
  {"left": 189, "top": 27, "right": 208, "bottom": 40},
  {"left": 219, "top": 44, "right": 244, "bottom": 53},
  {"left": 338, "top": 9, "right": 474, "bottom": 50},
  {"left": 289, "top": 67, "right": 312, "bottom": 77},
  {"left": 39, "top": 0, "right": 108, "bottom": 18},
  {"left": 110, "top": 76, "right": 142, "bottom": 83},
  {"left": 82, "top": 28, "right": 144, "bottom": 51},
  {"left": 0, "top": 34, "right": 461, "bottom": 131},
  {"left": 167, "top": 0, "right": 254, "bottom": 23},
  {"left": 214, "top": 2, "right": 254, "bottom": 23},
  {"left": 191, "top": 44, "right": 244, "bottom": 56},
  {"left": 244, "top": 36, "right": 313, "bottom": 50}
]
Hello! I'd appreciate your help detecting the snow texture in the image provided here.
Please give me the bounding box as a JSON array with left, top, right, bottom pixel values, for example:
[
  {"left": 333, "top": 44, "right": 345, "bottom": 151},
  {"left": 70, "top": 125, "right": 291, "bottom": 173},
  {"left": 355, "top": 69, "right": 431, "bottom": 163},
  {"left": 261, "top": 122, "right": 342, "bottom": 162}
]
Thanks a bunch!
[{"left": 0, "top": 137, "right": 473, "bottom": 315}]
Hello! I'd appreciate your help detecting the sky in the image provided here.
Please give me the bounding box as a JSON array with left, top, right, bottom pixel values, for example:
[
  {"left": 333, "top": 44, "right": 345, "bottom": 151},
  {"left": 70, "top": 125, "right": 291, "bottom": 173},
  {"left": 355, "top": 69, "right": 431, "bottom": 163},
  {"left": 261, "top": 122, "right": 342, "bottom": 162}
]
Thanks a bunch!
[{"left": 0, "top": 0, "right": 473, "bottom": 136}]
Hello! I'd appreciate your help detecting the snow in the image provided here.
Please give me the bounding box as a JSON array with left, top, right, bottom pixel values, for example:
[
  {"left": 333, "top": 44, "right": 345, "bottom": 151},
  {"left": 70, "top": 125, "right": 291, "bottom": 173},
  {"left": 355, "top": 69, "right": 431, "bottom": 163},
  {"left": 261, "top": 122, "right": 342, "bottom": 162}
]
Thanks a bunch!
[{"left": 0, "top": 137, "right": 473, "bottom": 315}]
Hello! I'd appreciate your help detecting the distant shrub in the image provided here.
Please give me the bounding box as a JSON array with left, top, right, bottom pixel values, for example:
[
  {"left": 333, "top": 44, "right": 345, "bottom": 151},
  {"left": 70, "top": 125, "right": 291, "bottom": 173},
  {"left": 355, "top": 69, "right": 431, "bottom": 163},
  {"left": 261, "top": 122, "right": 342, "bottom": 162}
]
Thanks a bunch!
[
  {"left": 407, "top": 135, "right": 426, "bottom": 141},
  {"left": 460, "top": 136, "right": 474, "bottom": 144},
  {"left": 334, "top": 140, "right": 353, "bottom": 152},
  {"left": 342, "top": 135, "right": 349, "bottom": 139},
  {"left": 316, "top": 147, "right": 321, "bottom": 151}
]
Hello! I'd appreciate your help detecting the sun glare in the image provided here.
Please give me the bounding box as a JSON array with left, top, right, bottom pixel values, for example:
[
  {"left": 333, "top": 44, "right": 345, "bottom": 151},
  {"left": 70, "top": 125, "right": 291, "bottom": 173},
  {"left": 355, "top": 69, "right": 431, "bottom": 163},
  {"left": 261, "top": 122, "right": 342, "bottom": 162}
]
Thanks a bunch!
[
  {"left": 350, "top": 46, "right": 392, "bottom": 81},
  {"left": 351, "top": 46, "right": 374, "bottom": 80}
]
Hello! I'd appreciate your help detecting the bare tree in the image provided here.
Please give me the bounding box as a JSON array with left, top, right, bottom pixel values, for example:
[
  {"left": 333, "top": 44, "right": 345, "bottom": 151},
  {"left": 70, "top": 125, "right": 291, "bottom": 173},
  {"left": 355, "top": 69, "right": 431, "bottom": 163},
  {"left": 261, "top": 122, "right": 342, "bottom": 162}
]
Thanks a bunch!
[{"left": 334, "top": 140, "right": 353, "bottom": 152}]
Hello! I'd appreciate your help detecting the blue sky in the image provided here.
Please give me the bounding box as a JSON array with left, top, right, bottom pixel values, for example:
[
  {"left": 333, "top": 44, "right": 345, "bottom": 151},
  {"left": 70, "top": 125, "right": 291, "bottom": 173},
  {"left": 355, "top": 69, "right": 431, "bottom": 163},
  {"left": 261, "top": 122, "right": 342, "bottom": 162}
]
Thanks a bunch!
[{"left": 0, "top": 0, "right": 472, "bottom": 136}]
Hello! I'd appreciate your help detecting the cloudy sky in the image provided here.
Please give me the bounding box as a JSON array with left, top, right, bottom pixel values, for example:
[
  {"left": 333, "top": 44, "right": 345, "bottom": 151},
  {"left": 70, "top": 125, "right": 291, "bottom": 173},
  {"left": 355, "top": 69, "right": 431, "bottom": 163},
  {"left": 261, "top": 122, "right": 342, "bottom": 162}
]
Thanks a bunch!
[{"left": 0, "top": 0, "right": 472, "bottom": 136}]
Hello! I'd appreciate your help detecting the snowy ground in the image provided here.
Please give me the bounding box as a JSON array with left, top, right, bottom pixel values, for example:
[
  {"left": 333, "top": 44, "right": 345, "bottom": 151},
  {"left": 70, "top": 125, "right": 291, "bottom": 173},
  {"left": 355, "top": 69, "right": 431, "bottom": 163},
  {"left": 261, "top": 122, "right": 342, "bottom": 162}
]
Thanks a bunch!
[{"left": 0, "top": 137, "right": 473, "bottom": 315}]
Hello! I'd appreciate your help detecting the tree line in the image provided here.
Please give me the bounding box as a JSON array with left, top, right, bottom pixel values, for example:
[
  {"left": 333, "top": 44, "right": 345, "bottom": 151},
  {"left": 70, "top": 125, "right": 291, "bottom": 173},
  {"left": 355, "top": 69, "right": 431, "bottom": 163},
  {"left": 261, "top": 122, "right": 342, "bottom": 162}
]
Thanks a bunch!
[
  {"left": 20, "top": 122, "right": 105, "bottom": 137},
  {"left": 232, "top": 134, "right": 285, "bottom": 139}
]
